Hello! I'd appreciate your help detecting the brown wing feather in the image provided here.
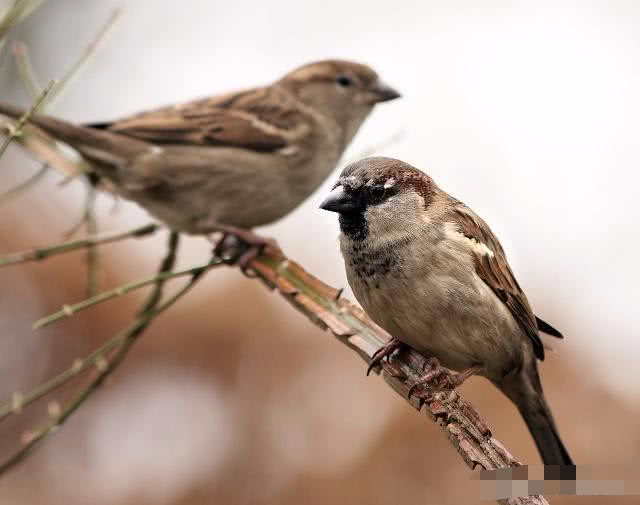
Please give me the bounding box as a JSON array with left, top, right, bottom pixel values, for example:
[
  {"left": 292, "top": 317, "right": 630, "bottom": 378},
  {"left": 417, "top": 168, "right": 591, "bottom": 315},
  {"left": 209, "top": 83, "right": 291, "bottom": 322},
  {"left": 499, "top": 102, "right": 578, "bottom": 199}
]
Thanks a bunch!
[
  {"left": 92, "top": 87, "right": 309, "bottom": 153},
  {"left": 451, "top": 206, "right": 545, "bottom": 360},
  {"left": 535, "top": 316, "right": 563, "bottom": 338}
]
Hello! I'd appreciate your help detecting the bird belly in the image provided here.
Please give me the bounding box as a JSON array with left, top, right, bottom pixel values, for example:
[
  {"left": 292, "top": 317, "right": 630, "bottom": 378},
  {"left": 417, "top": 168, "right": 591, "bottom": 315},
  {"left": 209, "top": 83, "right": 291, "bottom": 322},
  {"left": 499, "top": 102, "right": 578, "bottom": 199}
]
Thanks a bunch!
[
  {"left": 345, "top": 243, "right": 524, "bottom": 378},
  {"left": 121, "top": 145, "right": 339, "bottom": 232}
]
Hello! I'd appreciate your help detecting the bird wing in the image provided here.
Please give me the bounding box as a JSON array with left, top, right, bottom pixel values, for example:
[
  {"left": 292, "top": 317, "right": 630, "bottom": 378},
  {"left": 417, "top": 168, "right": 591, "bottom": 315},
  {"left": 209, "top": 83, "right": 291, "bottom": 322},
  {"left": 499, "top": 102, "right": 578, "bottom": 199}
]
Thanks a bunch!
[
  {"left": 449, "top": 204, "right": 546, "bottom": 360},
  {"left": 535, "top": 316, "right": 563, "bottom": 338},
  {"left": 91, "top": 87, "right": 312, "bottom": 153}
]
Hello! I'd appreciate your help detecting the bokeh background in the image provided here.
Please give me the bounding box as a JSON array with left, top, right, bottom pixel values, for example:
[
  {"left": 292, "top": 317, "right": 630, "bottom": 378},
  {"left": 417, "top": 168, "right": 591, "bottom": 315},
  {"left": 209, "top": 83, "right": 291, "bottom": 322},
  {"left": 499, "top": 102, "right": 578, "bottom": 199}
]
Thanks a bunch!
[{"left": 1, "top": 1, "right": 639, "bottom": 503}]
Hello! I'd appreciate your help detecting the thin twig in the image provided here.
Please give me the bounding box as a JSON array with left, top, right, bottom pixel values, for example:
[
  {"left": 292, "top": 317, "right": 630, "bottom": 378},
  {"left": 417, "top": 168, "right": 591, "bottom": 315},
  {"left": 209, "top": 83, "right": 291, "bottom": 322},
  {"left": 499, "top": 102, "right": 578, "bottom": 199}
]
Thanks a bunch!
[
  {"left": 42, "top": 8, "right": 123, "bottom": 289},
  {"left": 12, "top": 41, "right": 40, "bottom": 100},
  {"left": 17, "top": 127, "right": 83, "bottom": 178},
  {"left": 0, "top": 162, "right": 48, "bottom": 202},
  {"left": 33, "top": 260, "right": 219, "bottom": 329},
  {"left": 139, "top": 231, "right": 179, "bottom": 311},
  {"left": 0, "top": 234, "right": 221, "bottom": 475},
  {"left": 84, "top": 184, "right": 99, "bottom": 296},
  {"left": 63, "top": 182, "right": 97, "bottom": 239},
  {"left": 4, "top": 8, "right": 122, "bottom": 203},
  {"left": 0, "top": 0, "right": 48, "bottom": 38},
  {"left": 0, "top": 223, "right": 159, "bottom": 267},
  {"left": 0, "top": 79, "right": 55, "bottom": 160},
  {"left": 343, "top": 129, "right": 406, "bottom": 165},
  {"left": 6, "top": 8, "right": 122, "bottom": 113},
  {"left": 44, "top": 8, "right": 122, "bottom": 109},
  {"left": 0, "top": 41, "right": 53, "bottom": 203},
  {"left": 16, "top": 0, "right": 46, "bottom": 22},
  {"left": 1, "top": 258, "right": 222, "bottom": 425},
  {"left": 0, "top": 331, "right": 124, "bottom": 422}
]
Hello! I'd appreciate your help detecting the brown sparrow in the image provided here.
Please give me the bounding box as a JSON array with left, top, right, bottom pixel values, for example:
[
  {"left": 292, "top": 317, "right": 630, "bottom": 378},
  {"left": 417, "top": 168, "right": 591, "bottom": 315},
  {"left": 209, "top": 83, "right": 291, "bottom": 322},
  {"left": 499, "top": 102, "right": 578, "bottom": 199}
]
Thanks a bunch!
[
  {"left": 0, "top": 60, "right": 399, "bottom": 258},
  {"left": 320, "top": 156, "right": 573, "bottom": 466}
]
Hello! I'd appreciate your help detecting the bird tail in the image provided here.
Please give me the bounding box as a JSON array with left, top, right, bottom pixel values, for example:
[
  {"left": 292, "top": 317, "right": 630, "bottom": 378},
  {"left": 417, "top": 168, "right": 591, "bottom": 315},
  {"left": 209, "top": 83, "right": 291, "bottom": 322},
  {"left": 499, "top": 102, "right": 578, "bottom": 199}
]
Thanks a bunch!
[
  {"left": 500, "top": 367, "right": 574, "bottom": 467},
  {"left": 0, "top": 102, "right": 149, "bottom": 165},
  {"left": 519, "top": 392, "right": 574, "bottom": 466}
]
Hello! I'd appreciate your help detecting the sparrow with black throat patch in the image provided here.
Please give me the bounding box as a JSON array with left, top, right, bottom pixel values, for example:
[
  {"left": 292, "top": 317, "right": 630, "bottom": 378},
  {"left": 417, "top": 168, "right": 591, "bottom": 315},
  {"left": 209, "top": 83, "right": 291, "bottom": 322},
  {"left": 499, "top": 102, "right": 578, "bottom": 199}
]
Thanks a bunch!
[
  {"left": 320, "top": 156, "right": 573, "bottom": 467},
  {"left": 0, "top": 60, "right": 400, "bottom": 266}
]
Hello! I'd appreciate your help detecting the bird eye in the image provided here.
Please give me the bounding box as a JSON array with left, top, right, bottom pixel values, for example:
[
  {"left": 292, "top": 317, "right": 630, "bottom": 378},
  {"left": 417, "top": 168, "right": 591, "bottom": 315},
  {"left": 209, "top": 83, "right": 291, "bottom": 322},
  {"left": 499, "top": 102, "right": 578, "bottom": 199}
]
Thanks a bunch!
[{"left": 336, "top": 75, "right": 353, "bottom": 87}]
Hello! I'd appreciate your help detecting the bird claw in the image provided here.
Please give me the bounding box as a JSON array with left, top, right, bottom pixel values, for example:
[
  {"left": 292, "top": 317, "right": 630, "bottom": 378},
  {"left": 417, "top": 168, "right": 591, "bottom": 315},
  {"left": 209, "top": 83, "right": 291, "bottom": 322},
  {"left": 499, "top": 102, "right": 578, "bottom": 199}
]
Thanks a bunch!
[
  {"left": 212, "top": 232, "right": 233, "bottom": 258},
  {"left": 211, "top": 226, "right": 280, "bottom": 277},
  {"left": 233, "top": 246, "right": 263, "bottom": 278},
  {"left": 366, "top": 338, "right": 403, "bottom": 376},
  {"left": 407, "top": 358, "right": 479, "bottom": 400}
]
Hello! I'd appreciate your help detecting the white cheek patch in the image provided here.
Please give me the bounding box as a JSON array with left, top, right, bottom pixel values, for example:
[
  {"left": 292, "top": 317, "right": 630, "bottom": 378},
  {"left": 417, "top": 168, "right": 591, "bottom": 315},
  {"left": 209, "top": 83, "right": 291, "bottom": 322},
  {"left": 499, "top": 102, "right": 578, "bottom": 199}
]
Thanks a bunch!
[{"left": 384, "top": 178, "right": 396, "bottom": 189}]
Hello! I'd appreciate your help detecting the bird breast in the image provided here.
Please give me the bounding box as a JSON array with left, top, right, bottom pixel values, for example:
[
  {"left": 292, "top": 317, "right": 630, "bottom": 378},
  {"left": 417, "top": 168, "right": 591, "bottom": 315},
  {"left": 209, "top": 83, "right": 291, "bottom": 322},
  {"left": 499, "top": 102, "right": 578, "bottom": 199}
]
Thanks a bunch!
[{"left": 340, "top": 231, "right": 524, "bottom": 377}]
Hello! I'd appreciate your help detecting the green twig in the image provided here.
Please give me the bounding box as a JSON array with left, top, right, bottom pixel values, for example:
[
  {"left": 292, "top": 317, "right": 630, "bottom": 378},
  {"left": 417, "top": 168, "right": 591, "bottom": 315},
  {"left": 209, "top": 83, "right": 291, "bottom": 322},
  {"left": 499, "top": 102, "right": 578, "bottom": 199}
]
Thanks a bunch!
[
  {"left": 8, "top": 8, "right": 122, "bottom": 110},
  {"left": 13, "top": 0, "right": 47, "bottom": 24},
  {"left": 84, "top": 184, "right": 99, "bottom": 296},
  {"left": 44, "top": 8, "right": 122, "bottom": 109},
  {"left": 0, "top": 333, "right": 124, "bottom": 422},
  {"left": 0, "top": 42, "right": 53, "bottom": 201},
  {"left": 33, "top": 260, "right": 220, "bottom": 329},
  {"left": 0, "top": 162, "right": 48, "bottom": 202},
  {"left": 11, "top": 41, "right": 40, "bottom": 100},
  {"left": 139, "top": 231, "right": 179, "bottom": 311},
  {"left": 4, "top": 8, "right": 122, "bottom": 208},
  {"left": 0, "top": 0, "right": 48, "bottom": 38},
  {"left": 0, "top": 223, "right": 159, "bottom": 267},
  {"left": 0, "top": 79, "right": 55, "bottom": 160},
  {"left": 0, "top": 235, "right": 221, "bottom": 475},
  {"left": 63, "top": 180, "right": 96, "bottom": 239},
  {"left": 63, "top": 180, "right": 101, "bottom": 242}
]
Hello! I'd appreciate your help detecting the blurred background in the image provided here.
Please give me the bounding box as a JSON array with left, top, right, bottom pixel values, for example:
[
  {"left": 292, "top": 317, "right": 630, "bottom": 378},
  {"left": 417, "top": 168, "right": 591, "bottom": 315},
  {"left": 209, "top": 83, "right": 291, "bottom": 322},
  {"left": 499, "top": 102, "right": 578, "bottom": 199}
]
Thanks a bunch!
[{"left": 1, "top": 0, "right": 639, "bottom": 503}]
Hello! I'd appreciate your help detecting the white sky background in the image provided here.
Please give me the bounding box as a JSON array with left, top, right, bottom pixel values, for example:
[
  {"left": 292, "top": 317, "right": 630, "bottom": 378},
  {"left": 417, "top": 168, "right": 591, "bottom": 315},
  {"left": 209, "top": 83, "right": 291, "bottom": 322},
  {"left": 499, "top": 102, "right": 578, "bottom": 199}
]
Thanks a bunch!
[{"left": 3, "top": 0, "right": 640, "bottom": 397}]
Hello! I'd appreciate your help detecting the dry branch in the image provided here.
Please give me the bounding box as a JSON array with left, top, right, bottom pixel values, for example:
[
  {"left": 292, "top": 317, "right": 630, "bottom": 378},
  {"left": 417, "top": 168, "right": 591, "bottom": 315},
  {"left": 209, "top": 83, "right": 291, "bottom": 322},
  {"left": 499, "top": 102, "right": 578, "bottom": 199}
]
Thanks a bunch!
[{"left": 249, "top": 249, "right": 549, "bottom": 505}]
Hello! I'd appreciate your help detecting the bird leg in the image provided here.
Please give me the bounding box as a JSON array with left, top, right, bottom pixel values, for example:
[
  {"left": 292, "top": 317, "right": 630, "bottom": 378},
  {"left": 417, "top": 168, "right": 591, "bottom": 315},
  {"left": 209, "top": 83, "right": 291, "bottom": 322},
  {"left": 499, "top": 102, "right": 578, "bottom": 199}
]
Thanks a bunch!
[
  {"left": 366, "top": 338, "right": 404, "bottom": 376},
  {"left": 210, "top": 224, "right": 280, "bottom": 276},
  {"left": 407, "top": 358, "right": 482, "bottom": 400}
]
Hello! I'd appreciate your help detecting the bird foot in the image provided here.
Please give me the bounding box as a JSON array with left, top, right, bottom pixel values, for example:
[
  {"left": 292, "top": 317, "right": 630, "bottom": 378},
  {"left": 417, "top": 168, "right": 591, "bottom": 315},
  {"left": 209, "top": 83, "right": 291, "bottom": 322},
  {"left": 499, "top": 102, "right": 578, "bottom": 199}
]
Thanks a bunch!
[
  {"left": 367, "top": 338, "right": 404, "bottom": 376},
  {"left": 211, "top": 225, "right": 280, "bottom": 277},
  {"left": 407, "top": 358, "right": 481, "bottom": 400}
]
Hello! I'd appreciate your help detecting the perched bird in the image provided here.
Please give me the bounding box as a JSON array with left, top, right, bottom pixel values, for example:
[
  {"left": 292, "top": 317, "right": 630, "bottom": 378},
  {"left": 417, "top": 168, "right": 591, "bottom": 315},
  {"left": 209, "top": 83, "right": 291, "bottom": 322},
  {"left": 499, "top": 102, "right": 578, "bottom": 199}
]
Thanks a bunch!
[
  {"left": 0, "top": 60, "right": 399, "bottom": 259},
  {"left": 320, "top": 156, "right": 573, "bottom": 466}
]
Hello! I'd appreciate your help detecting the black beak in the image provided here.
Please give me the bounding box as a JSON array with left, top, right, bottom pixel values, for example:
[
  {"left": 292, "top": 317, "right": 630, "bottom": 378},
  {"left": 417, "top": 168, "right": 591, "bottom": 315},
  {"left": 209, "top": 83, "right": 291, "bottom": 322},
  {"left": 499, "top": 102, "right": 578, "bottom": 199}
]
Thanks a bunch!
[
  {"left": 320, "top": 186, "right": 360, "bottom": 214},
  {"left": 368, "top": 79, "right": 401, "bottom": 103}
]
